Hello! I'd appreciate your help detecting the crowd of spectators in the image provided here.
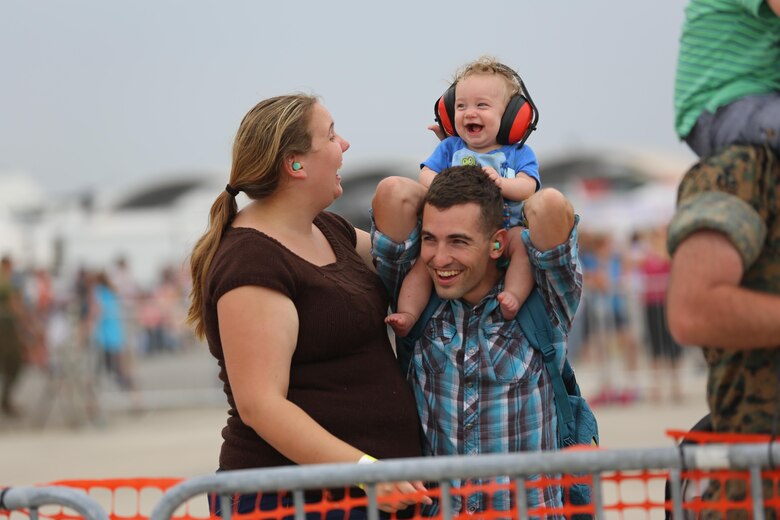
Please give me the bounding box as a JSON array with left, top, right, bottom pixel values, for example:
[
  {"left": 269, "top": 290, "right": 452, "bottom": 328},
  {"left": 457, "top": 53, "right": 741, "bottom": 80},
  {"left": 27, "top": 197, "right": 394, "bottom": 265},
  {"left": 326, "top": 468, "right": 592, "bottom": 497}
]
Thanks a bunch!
[
  {"left": 0, "top": 255, "right": 193, "bottom": 422},
  {"left": 570, "top": 224, "right": 690, "bottom": 406}
]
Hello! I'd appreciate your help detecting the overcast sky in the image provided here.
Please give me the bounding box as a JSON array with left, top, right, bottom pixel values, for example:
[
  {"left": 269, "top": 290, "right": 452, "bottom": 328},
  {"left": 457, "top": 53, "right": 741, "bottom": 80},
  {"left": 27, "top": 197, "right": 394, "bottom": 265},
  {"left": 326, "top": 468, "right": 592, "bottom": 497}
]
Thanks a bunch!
[{"left": 1, "top": 1, "right": 693, "bottom": 196}]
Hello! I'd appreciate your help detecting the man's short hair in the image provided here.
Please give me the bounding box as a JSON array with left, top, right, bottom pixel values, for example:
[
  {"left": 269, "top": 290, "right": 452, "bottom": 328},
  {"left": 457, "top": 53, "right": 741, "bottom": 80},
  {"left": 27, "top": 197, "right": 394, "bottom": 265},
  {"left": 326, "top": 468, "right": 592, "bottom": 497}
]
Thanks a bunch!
[{"left": 424, "top": 165, "right": 504, "bottom": 235}]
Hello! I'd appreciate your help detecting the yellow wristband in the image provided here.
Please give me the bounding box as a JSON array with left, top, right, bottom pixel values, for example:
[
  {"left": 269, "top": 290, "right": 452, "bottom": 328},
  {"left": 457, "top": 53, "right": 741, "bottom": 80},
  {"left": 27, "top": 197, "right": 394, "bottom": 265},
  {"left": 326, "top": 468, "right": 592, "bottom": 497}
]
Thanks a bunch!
[
  {"left": 358, "top": 454, "right": 378, "bottom": 464},
  {"left": 356, "top": 454, "right": 377, "bottom": 490}
]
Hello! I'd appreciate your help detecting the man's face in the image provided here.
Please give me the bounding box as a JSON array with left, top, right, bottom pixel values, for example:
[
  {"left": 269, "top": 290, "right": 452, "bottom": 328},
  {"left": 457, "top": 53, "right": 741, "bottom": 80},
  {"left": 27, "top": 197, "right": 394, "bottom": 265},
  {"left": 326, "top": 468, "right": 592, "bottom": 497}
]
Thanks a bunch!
[{"left": 420, "top": 202, "right": 501, "bottom": 305}]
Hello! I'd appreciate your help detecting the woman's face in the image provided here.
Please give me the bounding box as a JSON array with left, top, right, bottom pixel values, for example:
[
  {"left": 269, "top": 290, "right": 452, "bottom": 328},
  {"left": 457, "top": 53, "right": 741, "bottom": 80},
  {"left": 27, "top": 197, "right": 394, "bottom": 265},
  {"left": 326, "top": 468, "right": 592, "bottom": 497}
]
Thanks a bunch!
[{"left": 301, "top": 103, "right": 350, "bottom": 203}]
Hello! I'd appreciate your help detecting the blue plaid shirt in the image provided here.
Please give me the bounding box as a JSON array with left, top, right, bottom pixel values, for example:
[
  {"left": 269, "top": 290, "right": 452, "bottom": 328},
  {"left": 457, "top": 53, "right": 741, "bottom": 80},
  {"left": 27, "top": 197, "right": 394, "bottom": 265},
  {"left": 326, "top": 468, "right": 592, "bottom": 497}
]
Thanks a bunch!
[{"left": 371, "top": 215, "right": 583, "bottom": 515}]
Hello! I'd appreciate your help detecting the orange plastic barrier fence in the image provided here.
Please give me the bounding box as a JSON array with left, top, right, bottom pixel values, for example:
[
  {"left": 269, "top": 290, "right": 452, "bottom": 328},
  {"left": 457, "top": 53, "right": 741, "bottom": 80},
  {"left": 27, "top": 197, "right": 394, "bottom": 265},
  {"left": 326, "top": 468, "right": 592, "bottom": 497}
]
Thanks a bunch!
[
  {"left": 5, "top": 438, "right": 780, "bottom": 520},
  {"left": 0, "top": 474, "right": 657, "bottom": 519},
  {"left": 1, "top": 479, "right": 187, "bottom": 520},
  {"left": 664, "top": 429, "right": 780, "bottom": 519}
]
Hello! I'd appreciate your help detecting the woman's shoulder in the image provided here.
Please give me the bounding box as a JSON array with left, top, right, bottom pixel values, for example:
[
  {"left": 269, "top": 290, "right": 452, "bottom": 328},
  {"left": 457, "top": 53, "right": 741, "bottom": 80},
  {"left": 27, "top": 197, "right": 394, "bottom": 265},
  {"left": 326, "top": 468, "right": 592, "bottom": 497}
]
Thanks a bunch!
[
  {"left": 318, "top": 211, "right": 357, "bottom": 247},
  {"left": 208, "top": 228, "right": 296, "bottom": 300}
]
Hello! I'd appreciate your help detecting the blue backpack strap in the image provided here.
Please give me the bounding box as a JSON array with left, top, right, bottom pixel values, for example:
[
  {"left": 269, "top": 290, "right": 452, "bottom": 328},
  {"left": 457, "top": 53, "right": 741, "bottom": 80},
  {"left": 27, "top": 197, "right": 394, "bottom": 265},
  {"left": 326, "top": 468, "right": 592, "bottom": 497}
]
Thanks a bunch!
[
  {"left": 518, "top": 289, "right": 577, "bottom": 447},
  {"left": 398, "top": 286, "right": 577, "bottom": 446}
]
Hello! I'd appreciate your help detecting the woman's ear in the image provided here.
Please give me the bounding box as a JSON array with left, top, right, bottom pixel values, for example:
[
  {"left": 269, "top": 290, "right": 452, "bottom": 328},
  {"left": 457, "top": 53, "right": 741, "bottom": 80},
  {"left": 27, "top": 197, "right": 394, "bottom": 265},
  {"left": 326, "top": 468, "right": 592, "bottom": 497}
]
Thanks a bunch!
[{"left": 285, "top": 156, "right": 306, "bottom": 178}]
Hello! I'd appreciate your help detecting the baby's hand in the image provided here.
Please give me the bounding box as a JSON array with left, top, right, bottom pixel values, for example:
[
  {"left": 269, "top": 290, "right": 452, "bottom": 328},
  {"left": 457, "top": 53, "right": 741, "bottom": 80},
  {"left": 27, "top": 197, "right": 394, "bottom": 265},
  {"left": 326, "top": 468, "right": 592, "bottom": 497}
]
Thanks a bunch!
[
  {"left": 483, "top": 166, "right": 502, "bottom": 188},
  {"left": 427, "top": 123, "right": 447, "bottom": 142}
]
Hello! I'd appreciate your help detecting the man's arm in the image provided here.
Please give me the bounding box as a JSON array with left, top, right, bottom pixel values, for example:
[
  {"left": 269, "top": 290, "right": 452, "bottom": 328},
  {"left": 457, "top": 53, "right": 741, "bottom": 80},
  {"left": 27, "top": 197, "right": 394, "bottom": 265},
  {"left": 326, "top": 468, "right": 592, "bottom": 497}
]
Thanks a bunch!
[{"left": 667, "top": 230, "right": 780, "bottom": 348}]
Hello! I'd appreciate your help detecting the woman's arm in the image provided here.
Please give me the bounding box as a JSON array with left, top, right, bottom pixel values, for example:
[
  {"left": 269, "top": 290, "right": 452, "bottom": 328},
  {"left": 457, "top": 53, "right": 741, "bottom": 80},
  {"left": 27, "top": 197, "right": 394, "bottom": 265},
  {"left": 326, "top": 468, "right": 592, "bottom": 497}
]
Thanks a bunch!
[
  {"left": 218, "top": 285, "right": 366, "bottom": 464},
  {"left": 217, "top": 285, "right": 431, "bottom": 510},
  {"left": 355, "top": 228, "right": 376, "bottom": 273}
]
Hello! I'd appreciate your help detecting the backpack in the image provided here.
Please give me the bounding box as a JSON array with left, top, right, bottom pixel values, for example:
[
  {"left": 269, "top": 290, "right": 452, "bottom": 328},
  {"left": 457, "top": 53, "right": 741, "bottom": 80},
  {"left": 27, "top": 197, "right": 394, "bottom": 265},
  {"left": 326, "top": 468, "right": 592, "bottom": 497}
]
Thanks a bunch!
[{"left": 397, "top": 288, "right": 599, "bottom": 518}]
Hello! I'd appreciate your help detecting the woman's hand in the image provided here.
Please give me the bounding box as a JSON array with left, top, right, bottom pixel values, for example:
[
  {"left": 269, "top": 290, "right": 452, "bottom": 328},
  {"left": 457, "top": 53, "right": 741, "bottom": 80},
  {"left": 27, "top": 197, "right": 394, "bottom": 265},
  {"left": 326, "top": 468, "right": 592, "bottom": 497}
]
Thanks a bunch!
[{"left": 373, "top": 480, "right": 432, "bottom": 513}]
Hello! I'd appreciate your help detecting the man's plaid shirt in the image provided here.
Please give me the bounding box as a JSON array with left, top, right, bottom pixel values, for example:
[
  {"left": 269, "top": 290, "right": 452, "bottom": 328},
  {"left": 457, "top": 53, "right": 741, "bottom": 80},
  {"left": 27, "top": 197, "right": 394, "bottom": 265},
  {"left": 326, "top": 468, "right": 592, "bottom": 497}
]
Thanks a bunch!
[{"left": 371, "top": 216, "right": 583, "bottom": 514}]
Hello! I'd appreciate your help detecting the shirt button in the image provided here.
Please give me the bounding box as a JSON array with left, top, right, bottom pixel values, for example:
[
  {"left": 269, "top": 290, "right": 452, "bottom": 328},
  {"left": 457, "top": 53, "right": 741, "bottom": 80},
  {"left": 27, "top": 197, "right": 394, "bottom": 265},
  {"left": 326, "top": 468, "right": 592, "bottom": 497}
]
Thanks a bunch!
[
  {"left": 467, "top": 505, "right": 477, "bottom": 514},
  {"left": 466, "top": 380, "right": 474, "bottom": 388}
]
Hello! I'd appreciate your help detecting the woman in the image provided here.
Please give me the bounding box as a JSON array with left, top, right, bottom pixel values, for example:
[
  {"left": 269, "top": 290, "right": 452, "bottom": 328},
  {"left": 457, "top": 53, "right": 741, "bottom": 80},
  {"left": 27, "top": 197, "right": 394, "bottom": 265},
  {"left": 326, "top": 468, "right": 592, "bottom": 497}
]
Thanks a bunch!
[{"left": 186, "top": 94, "right": 428, "bottom": 517}]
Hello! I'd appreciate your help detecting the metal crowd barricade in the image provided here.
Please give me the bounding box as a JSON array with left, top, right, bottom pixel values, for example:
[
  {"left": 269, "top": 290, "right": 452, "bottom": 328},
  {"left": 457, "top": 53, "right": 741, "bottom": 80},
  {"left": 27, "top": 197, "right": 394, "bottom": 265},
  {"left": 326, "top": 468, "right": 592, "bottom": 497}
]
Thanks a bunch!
[
  {"left": 146, "top": 443, "right": 780, "bottom": 520},
  {"left": 0, "top": 486, "right": 109, "bottom": 520},
  {"left": 5, "top": 443, "right": 780, "bottom": 520}
]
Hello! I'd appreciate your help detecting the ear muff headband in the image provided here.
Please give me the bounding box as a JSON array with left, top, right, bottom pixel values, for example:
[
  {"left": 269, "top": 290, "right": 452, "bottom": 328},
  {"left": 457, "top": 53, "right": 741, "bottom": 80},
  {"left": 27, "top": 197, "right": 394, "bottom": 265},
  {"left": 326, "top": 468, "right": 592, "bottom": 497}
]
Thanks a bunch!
[
  {"left": 497, "top": 91, "right": 536, "bottom": 147},
  {"left": 433, "top": 64, "right": 539, "bottom": 148},
  {"left": 434, "top": 84, "right": 457, "bottom": 138}
]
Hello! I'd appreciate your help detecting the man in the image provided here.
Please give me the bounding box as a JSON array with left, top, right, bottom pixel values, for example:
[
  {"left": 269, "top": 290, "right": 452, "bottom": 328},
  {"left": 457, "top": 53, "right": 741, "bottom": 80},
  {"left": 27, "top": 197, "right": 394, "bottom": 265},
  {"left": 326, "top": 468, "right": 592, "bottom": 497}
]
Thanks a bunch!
[
  {"left": 370, "top": 165, "right": 582, "bottom": 514},
  {"left": 666, "top": 144, "right": 780, "bottom": 516}
]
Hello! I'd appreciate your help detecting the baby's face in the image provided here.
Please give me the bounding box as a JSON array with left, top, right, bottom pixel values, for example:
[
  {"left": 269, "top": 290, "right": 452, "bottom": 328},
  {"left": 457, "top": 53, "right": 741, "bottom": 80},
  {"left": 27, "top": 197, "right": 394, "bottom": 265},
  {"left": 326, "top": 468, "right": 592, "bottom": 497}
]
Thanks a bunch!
[{"left": 453, "top": 73, "right": 509, "bottom": 153}]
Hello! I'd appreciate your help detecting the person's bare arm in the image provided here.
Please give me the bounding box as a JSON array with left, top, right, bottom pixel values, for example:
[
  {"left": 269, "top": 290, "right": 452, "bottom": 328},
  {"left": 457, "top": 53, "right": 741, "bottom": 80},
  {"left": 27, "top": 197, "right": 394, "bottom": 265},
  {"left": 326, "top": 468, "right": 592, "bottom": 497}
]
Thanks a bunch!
[
  {"left": 483, "top": 168, "right": 537, "bottom": 201},
  {"left": 767, "top": 0, "right": 780, "bottom": 17},
  {"left": 419, "top": 166, "right": 437, "bottom": 188},
  {"left": 667, "top": 230, "right": 780, "bottom": 348},
  {"left": 218, "top": 285, "right": 430, "bottom": 511},
  {"left": 219, "top": 286, "right": 366, "bottom": 464}
]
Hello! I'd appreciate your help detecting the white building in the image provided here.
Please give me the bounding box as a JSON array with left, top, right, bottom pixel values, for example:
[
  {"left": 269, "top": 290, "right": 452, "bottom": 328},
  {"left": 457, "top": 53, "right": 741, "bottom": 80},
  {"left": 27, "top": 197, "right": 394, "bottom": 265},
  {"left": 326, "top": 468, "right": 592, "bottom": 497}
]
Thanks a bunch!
[{"left": 1, "top": 148, "right": 693, "bottom": 289}]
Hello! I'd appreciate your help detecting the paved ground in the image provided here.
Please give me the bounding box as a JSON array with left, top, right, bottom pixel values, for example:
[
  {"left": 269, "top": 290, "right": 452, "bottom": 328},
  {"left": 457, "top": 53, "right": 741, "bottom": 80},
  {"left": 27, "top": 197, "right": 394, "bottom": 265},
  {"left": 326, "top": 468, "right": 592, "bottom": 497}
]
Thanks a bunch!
[{"left": 0, "top": 345, "right": 710, "bottom": 488}]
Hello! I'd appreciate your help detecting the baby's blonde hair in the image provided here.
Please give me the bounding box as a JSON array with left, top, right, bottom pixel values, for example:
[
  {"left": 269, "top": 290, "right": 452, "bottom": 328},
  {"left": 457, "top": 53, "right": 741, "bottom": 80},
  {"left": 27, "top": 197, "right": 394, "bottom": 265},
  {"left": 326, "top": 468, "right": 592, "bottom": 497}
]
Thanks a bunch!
[{"left": 453, "top": 55, "right": 521, "bottom": 98}]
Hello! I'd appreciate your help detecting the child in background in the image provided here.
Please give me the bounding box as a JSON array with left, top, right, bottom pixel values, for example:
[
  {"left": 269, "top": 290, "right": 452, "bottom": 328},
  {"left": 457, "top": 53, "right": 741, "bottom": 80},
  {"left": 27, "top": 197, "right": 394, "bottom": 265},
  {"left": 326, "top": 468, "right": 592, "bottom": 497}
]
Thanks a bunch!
[
  {"left": 674, "top": 0, "right": 780, "bottom": 158},
  {"left": 386, "top": 56, "right": 540, "bottom": 337}
]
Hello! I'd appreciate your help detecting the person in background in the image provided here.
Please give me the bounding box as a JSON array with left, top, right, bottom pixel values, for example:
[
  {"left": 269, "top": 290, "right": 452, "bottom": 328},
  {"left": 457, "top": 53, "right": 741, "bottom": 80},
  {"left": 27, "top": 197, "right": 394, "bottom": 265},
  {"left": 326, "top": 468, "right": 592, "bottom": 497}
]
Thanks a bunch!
[
  {"left": 0, "top": 256, "right": 28, "bottom": 417},
  {"left": 186, "top": 93, "right": 430, "bottom": 518},
  {"left": 674, "top": 0, "right": 780, "bottom": 158},
  {"left": 579, "top": 233, "right": 641, "bottom": 406},
  {"left": 667, "top": 144, "right": 780, "bottom": 518},
  {"left": 91, "top": 271, "right": 135, "bottom": 392},
  {"left": 639, "top": 226, "right": 682, "bottom": 402}
]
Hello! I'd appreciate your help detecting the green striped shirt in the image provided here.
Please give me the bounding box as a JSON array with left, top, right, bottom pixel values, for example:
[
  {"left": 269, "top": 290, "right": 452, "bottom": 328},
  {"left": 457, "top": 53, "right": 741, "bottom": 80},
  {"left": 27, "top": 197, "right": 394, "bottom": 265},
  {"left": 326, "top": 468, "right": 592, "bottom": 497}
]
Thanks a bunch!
[{"left": 674, "top": 0, "right": 780, "bottom": 138}]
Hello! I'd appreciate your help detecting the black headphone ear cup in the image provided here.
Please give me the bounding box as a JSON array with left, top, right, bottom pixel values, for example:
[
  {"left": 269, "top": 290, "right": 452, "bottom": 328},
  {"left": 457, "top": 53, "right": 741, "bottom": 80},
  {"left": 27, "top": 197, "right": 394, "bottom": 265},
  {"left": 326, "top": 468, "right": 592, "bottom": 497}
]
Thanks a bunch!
[
  {"left": 497, "top": 94, "right": 537, "bottom": 146},
  {"left": 433, "top": 84, "right": 457, "bottom": 137}
]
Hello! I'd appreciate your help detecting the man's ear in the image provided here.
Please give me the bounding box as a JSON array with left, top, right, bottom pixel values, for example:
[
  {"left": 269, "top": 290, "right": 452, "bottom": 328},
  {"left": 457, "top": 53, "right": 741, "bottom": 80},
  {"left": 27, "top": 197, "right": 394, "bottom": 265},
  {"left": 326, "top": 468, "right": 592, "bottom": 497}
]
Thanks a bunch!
[{"left": 489, "top": 229, "right": 508, "bottom": 259}]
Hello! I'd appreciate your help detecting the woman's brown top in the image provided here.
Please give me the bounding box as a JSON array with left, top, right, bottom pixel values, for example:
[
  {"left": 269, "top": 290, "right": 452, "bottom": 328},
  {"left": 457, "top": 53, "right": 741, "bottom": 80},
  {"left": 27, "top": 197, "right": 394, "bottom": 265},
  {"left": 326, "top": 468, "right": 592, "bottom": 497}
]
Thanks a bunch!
[{"left": 204, "top": 211, "right": 422, "bottom": 469}]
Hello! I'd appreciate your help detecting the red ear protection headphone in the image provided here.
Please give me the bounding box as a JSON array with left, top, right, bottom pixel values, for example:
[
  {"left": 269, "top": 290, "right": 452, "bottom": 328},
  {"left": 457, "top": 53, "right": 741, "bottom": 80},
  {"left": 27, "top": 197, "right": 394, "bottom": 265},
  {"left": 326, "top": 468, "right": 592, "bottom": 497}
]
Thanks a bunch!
[{"left": 433, "top": 63, "right": 539, "bottom": 148}]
